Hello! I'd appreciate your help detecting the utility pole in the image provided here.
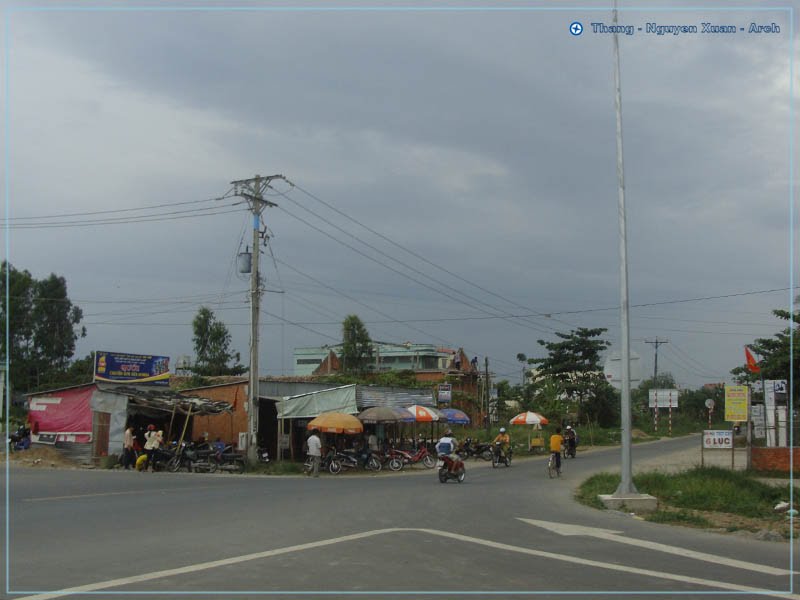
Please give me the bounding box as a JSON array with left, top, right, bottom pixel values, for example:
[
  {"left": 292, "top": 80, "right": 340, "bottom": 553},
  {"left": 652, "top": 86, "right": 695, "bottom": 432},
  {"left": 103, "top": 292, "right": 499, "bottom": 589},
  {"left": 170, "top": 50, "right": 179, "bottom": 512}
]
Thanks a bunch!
[
  {"left": 484, "top": 357, "right": 490, "bottom": 433},
  {"left": 644, "top": 338, "right": 669, "bottom": 382},
  {"left": 231, "top": 174, "right": 285, "bottom": 463}
]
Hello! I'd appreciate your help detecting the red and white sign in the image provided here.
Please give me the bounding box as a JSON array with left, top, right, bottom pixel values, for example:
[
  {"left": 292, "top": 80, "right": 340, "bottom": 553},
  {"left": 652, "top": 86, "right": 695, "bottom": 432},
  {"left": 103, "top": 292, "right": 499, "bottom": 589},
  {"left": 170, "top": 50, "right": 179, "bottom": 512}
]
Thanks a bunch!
[{"left": 27, "top": 385, "right": 94, "bottom": 443}]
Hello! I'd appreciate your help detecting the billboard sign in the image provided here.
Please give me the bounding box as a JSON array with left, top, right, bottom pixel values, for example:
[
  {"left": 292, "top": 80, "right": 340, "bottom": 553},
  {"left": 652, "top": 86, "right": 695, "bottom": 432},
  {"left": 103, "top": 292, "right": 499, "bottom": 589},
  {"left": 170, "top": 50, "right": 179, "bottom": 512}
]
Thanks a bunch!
[
  {"left": 648, "top": 389, "right": 679, "bottom": 408},
  {"left": 94, "top": 351, "right": 170, "bottom": 386},
  {"left": 724, "top": 385, "right": 749, "bottom": 422}
]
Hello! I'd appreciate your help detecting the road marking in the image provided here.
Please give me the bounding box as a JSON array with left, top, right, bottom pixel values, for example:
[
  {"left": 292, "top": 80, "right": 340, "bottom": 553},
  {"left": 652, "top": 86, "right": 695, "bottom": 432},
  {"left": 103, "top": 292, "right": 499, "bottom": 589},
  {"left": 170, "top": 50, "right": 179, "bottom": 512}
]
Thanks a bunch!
[
  {"left": 518, "top": 518, "right": 790, "bottom": 576},
  {"left": 23, "top": 486, "right": 220, "bottom": 502},
  {"left": 13, "top": 527, "right": 799, "bottom": 600}
]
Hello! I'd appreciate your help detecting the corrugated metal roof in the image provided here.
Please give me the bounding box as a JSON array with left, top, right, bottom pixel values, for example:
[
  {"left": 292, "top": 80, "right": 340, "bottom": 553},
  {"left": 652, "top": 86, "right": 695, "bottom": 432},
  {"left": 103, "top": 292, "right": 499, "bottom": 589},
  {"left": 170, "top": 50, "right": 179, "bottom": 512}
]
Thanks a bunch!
[{"left": 356, "top": 386, "right": 434, "bottom": 409}]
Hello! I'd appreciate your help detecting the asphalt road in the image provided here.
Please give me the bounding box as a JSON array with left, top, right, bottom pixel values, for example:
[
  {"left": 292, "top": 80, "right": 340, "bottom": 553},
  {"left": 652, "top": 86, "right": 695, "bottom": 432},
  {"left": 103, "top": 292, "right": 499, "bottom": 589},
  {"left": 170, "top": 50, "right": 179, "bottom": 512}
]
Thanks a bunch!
[{"left": 3, "top": 435, "right": 798, "bottom": 599}]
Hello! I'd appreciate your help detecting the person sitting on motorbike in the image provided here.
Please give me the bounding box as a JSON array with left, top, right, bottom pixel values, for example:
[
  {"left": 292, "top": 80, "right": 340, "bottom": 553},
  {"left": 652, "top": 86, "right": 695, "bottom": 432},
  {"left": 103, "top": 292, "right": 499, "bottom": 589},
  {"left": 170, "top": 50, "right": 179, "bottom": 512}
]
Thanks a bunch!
[
  {"left": 436, "top": 429, "right": 459, "bottom": 472},
  {"left": 565, "top": 426, "right": 577, "bottom": 456},
  {"left": 493, "top": 427, "right": 511, "bottom": 458}
]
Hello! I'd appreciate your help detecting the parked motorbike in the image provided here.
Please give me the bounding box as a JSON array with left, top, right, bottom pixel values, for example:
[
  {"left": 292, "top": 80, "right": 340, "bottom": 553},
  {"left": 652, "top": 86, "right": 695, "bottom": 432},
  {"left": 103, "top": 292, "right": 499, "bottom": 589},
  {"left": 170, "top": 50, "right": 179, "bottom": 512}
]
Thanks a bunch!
[
  {"left": 213, "top": 444, "right": 246, "bottom": 474},
  {"left": 303, "top": 446, "right": 342, "bottom": 475},
  {"left": 381, "top": 449, "right": 405, "bottom": 472},
  {"left": 168, "top": 442, "right": 217, "bottom": 473},
  {"left": 461, "top": 437, "right": 493, "bottom": 461},
  {"left": 257, "top": 446, "right": 270, "bottom": 464},
  {"left": 491, "top": 442, "right": 512, "bottom": 468},
  {"left": 392, "top": 445, "right": 436, "bottom": 469},
  {"left": 7, "top": 425, "right": 31, "bottom": 452},
  {"left": 437, "top": 453, "right": 466, "bottom": 483}
]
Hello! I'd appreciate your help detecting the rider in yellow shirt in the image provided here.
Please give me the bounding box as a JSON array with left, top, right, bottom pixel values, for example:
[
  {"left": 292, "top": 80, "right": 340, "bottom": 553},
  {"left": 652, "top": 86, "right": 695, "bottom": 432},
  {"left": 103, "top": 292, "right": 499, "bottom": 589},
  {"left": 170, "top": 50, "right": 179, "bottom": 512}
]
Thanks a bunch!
[
  {"left": 549, "top": 428, "right": 564, "bottom": 474},
  {"left": 493, "top": 427, "right": 511, "bottom": 459}
]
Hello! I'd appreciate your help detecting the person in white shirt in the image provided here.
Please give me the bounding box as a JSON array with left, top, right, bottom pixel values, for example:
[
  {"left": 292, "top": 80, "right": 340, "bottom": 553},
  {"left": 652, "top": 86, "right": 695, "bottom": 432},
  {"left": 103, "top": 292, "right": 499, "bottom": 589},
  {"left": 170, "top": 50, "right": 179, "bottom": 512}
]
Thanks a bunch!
[
  {"left": 436, "top": 429, "right": 459, "bottom": 472},
  {"left": 306, "top": 429, "right": 322, "bottom": 477}
]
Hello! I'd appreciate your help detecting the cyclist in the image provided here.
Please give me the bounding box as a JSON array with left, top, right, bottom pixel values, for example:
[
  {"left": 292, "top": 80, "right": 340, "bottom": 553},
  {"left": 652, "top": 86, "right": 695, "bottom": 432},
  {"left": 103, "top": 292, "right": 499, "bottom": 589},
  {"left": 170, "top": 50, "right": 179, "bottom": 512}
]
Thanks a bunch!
[
  {"left": 549, "top": 427, "right": 564, "bottom": 475},
  {"left": 493, "top": 427, "right": 511, "bottom": 460}
]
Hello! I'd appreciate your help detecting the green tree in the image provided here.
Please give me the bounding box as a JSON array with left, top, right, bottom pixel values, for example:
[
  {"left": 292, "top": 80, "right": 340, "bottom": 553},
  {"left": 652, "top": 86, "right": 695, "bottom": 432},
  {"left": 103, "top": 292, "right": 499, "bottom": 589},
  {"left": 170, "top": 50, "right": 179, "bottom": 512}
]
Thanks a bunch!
[
  {"left": 340, "top": 314, "right": 372, "bottom": 374},
  {"left": 0, "top": 262, "right": 86, "bottom": 392},
  {"left": 529, "top": 327, "right": 613, "bottom": 424},
  {"left": 731, "top": 304, "right": 799, "bottom": 404},
  {"left": 191, "top": 307, "right": 246, "bottom": 376}
]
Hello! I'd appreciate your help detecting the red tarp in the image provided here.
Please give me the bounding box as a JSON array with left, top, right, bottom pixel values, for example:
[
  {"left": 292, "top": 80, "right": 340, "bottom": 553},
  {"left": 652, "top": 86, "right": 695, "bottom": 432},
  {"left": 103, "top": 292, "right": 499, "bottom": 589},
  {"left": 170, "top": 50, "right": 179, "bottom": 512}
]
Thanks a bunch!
[{"left": 28, "top": 385, "right": 95, "bottom": 443}]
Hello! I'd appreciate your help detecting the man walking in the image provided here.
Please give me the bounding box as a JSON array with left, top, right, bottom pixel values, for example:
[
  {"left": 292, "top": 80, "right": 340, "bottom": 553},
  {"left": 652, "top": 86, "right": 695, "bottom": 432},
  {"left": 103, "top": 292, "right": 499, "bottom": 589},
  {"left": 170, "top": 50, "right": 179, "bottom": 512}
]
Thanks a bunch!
[
  {"left": 307, "top": 429, "right": 322, "bottom": 477},
  {"left": 123, "top": 425, "right": 135, "bottom": 470}
]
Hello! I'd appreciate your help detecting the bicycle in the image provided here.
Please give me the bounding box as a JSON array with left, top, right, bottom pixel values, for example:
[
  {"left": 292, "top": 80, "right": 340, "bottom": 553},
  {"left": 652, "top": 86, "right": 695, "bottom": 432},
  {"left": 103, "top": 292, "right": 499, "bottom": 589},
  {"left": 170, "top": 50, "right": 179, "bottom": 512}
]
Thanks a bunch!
[{"left": 547, "top": 450, "right": 561, "bottom": 478}]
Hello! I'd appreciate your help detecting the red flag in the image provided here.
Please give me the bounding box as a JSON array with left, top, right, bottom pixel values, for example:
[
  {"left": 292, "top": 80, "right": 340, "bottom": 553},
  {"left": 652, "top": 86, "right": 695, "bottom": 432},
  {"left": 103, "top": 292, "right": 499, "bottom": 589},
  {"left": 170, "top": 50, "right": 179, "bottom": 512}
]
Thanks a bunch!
[{"left": 745, "top": 347, "right": 761, "bottom": 374}]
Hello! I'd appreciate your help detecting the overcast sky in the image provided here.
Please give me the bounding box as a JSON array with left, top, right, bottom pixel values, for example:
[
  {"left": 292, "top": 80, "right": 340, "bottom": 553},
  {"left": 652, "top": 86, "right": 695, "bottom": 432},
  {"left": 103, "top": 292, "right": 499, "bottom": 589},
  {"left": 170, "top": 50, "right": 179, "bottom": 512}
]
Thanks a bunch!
[{"left": 2, "top": 0, "right": 796, "bottom": 390}]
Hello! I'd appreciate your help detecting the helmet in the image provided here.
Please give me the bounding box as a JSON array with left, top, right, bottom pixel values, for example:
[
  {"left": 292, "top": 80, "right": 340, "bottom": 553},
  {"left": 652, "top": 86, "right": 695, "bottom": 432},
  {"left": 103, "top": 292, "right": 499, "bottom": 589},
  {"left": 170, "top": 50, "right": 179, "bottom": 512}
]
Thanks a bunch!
[
  {"left": 566, "top": 426, "right": 572, "bottom": 430},
  {"left": 499, "top": 427, "right": 506, "bottom": 433},
  {"left": 445, "top": 429, "right": 453, "bottom": 436},
  {"left": 147, "top": 424, "right": 156, "bottom": 431}
]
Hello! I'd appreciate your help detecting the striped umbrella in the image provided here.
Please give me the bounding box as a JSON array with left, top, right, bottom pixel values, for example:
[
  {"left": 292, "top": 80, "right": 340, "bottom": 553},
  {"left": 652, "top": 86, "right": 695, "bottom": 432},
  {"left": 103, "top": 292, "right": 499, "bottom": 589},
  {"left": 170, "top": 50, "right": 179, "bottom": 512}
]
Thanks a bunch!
[
  {"left": 509, "top": 411, "right": 549, "bottom": 451},
  {"left": 406, "top": 405, "right": 442, "bottom": 422},
  {"left": 439, "top": 408, "right": 471, "bottom": 425},
  {"left": 509, "top": 411, "right": 549, "bottom": 425}
]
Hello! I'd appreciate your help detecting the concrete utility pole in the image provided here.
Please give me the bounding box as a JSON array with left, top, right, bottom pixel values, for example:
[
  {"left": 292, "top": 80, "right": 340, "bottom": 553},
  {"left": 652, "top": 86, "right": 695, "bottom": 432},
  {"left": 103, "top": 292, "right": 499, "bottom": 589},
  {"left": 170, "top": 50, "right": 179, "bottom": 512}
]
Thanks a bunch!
[
  {"left": 231, "top": 174, "right": 285, "bottom": 463},
  {"left": 644, "top": 338, "right": 669, "bottom": 382},
  {"left": 484, "top": 357, "right": 490, "bottom": 433}
]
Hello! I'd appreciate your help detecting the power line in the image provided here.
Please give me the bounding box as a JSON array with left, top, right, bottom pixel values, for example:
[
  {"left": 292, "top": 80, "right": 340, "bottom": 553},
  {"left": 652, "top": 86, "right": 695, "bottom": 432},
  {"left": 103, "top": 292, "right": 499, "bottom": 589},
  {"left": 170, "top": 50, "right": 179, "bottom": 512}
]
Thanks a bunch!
[
  {"left": 6, "top": 206, "right": 245, "bottom": 229},
  {"left": 549, "top": 287, "right": 792, "bottom": 315},
  {"left": 277, "top": 202, "right": 554, "bottom": 336},
  {"left": 288, "top": 181, "right": 578, "bottom": 329},
  {"left": 3, "top": 190, "right": 234, "bottom": 222}
]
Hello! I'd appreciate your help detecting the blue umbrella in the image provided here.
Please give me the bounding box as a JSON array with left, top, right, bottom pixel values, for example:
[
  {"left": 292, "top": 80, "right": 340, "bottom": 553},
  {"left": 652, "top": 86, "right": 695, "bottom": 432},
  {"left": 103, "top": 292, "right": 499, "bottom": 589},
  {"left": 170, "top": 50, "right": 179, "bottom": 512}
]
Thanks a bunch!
[{"left": 440, "top": 408, "right": 471, "bottom": 425}]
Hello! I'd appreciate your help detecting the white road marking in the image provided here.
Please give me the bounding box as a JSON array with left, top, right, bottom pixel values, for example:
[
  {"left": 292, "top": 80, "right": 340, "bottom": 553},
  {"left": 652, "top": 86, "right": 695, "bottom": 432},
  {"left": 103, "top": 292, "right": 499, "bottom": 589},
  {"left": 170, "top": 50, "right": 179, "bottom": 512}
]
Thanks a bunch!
[
  {"left": 23, "top": 486, "right": 221, "bottom": 502},
  {"left": 14, "top": 527, "right": 799, "bottom": 599},
  {"left": 14, "top": 528, "right": 404, "bottom": 600},
  {"left": 518, "top": 517, "right": 790, "bottom": 576}
]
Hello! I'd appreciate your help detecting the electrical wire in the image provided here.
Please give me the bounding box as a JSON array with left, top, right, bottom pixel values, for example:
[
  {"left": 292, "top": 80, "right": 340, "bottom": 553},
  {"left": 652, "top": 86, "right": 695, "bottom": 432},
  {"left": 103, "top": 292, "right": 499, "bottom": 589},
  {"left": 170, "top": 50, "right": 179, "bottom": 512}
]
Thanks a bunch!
[
  {"left": 2, "top": 189, "right": 235, "bottom": 221},
  {"left": 287, "top": 181, "right": 579, "bottom": 329},
  {"left": 273, "top": 186, "right": 560, "bottom": 336},
  {"left": 7, "top": 207, "right": 245, "bottom": 229}
]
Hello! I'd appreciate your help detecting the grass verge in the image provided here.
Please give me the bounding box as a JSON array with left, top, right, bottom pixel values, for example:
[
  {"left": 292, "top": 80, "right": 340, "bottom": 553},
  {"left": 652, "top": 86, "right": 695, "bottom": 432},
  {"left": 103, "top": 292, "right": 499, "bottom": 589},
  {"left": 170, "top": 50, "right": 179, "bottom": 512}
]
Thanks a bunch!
[{"left": 576, "top": 467, "right": 798, "bottom": 536}]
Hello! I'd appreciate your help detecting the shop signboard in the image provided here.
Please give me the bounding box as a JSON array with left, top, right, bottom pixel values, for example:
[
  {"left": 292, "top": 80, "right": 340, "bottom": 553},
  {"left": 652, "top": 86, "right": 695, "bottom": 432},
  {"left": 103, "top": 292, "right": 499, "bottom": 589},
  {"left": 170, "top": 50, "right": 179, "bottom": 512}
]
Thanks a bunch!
[
  {"left": 724, "top": 385, "right": 749, "bottom": 422},
  {"left": 703, "top": 430, "right": 733, "bottom": 449},
  {"left": 437, "top": 383, "right": 452, "bottom": 404},
  {"left": 94, "top": 350, "right": 170, "bottom": 386}
]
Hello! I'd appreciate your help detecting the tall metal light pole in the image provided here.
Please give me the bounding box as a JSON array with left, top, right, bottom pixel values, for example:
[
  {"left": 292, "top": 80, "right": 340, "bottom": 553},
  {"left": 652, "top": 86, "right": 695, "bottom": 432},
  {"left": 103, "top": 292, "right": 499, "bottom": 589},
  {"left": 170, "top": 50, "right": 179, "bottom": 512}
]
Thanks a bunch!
[
  {"left": 610, "top": 2, "right": 637, "bottom": 497},
  {"left": 232, "top": 174, "right": 285, "bottom": 462}
]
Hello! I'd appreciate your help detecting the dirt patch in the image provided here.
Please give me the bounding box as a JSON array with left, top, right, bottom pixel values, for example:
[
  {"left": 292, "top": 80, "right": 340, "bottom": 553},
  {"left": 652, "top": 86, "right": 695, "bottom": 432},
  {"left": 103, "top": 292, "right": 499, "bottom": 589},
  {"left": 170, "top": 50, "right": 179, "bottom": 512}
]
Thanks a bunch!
[
  {"left": 631, "top": 429, "right": 652, "bottom": 440},
  {"left": 0, "top": 447, "right": 81, "bottom": 469},
  {"left": 654, "top": 505, "right": 799, "bottom": 541}
]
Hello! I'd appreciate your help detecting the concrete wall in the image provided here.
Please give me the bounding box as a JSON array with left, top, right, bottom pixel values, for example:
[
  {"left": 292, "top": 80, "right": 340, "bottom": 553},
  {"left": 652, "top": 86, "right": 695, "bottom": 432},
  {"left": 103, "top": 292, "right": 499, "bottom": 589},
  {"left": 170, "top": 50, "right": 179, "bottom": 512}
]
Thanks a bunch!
[{"left": 751, "top": 446, "right": 800, "bottom": 472}]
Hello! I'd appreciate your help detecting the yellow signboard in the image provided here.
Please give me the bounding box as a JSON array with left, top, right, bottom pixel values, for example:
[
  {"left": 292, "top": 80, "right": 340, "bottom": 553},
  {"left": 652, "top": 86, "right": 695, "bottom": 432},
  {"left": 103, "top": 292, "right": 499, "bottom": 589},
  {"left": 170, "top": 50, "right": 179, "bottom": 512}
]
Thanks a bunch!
[{"left": 724, "top": 385, "right": 749, "bottom": 422}]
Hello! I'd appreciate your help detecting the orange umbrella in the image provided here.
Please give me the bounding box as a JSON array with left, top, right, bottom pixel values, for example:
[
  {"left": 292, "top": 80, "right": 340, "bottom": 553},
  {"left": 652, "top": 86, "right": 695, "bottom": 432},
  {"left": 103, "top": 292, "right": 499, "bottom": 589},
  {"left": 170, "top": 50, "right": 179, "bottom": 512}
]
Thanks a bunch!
[{"left": 307, "top": 412, "right": 364, "bottom": 434}]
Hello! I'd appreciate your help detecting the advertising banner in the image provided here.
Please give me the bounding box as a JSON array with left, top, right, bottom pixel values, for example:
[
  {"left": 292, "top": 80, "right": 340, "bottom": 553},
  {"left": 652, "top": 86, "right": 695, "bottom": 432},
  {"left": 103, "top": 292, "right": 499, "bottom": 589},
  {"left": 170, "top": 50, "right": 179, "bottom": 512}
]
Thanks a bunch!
[
  {"left": 724, "top": 385, "right": 749, "bottom": 422},
  {"left": 94, "top": 350, "right": 170, "bottom": 386}
]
